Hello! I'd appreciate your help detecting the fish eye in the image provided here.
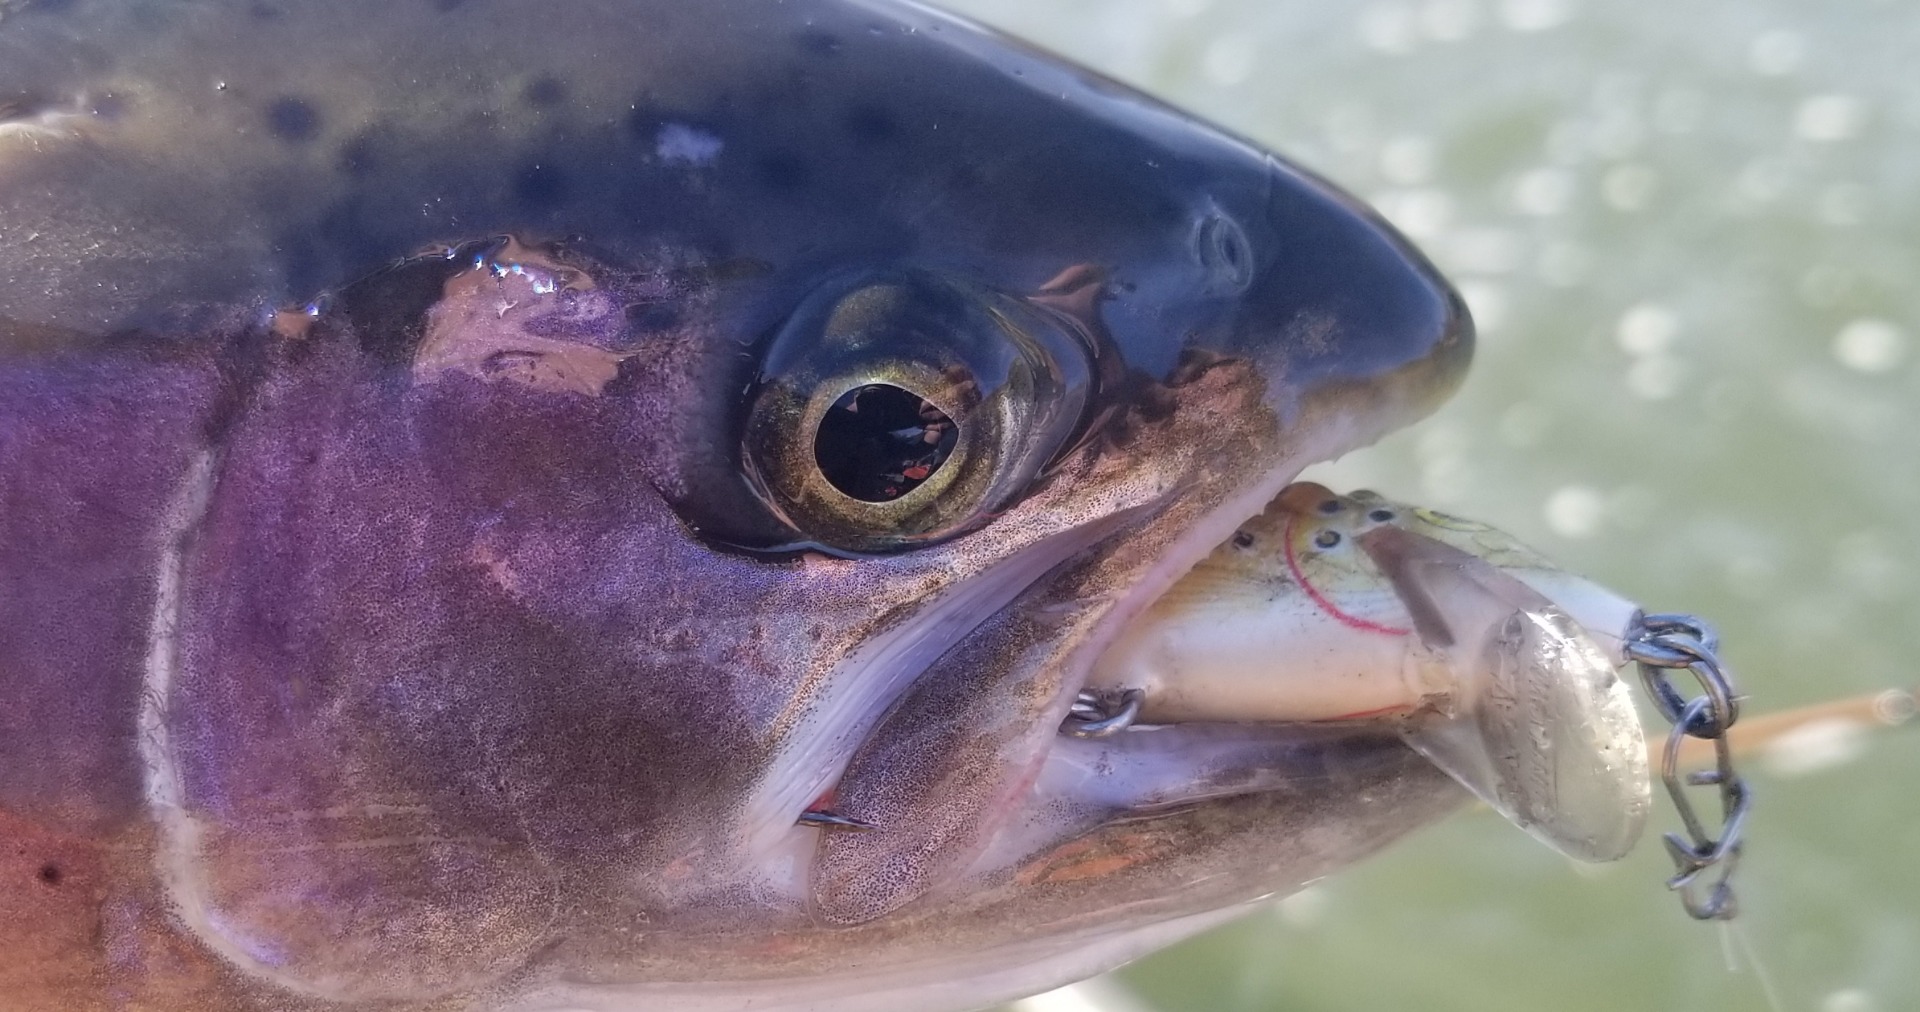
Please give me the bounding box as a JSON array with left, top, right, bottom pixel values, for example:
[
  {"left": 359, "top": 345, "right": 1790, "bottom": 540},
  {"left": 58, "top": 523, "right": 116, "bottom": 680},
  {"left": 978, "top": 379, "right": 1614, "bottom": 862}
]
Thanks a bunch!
[
  {"left": 1314, "top": 529, "right": 1342, "bottom": 549},
  {"left": 813, "top": 384, "right": 959, "bottom": 502},
  {"left": 742, "top": 271, "right": 1097, "bottom": 553}
]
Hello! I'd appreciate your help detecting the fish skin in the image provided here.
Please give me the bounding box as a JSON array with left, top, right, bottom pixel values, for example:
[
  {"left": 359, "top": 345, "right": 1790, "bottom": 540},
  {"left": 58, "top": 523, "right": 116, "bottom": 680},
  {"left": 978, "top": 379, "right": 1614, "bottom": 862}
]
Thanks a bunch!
[{"left": 0, "top": 1, "right": 1470, "bottom": 1009}]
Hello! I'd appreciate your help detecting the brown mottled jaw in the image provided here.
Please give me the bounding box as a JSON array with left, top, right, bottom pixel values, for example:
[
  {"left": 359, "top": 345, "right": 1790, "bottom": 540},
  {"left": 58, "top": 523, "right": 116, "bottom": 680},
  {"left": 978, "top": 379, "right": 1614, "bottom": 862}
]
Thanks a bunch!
[{"left": 1086, "top": 481, "right": 1653, "bottom": 862}]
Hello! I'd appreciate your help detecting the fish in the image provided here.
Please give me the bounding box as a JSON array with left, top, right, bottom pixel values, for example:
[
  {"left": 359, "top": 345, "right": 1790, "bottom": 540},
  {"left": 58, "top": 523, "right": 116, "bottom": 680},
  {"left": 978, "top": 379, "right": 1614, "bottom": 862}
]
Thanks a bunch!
[{"left": 0, "top": 1, "right": 1472, "bottom": 1010}]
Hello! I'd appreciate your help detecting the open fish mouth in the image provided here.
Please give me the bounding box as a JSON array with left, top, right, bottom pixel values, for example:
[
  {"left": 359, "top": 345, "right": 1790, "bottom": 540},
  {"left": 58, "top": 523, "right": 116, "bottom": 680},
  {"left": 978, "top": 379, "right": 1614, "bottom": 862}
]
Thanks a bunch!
[
  {"left": 772, "top": 466, "right": 1657, "bottom": 937},
  {"left": 1080, "top": 480, "right": 1653, "bottom": 862}
]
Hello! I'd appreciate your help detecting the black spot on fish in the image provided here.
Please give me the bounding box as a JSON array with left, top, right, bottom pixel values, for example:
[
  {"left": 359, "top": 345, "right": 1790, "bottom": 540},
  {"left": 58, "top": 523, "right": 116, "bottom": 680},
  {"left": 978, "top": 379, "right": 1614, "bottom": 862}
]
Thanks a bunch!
[
  {"left": 514, "top": 163, "right": 568, "bottom": 207},
  {"left": 845, "top": 104, "right": 898, "bottom": 144},
  {"left": 266, "top": 97, "right": 321, "bottom": 142},
  {"left": 37, "top": 863, "right": 61, "bottom": 887},
  {"left": 337, "top": 130, "right": 385, "bottom": 177},
  {"left": 625, "top": 302, "right": 682, "bottom": 332},
  {"left": 797, "top": 29, "right": 843, "bottom": 57},
  {"left": 756, "top": 152, "right": 811, "bottom": 192},
  {"left": 522, "top": 75, "right": 567, "bottom": 109}
]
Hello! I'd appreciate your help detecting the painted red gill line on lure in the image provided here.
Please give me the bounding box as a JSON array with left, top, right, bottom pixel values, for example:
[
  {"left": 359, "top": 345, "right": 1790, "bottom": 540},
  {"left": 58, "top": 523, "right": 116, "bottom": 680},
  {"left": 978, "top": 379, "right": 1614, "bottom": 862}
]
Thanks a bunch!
[{"left": 1281, "top": 513, "right": 1412, "bottom": 638}]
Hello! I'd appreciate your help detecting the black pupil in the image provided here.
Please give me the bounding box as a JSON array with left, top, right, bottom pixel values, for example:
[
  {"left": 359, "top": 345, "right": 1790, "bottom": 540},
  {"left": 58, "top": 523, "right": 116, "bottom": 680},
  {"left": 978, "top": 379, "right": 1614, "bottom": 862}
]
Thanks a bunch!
[{"left": 814, "top": 384, "right": 958, "bottom": 503}]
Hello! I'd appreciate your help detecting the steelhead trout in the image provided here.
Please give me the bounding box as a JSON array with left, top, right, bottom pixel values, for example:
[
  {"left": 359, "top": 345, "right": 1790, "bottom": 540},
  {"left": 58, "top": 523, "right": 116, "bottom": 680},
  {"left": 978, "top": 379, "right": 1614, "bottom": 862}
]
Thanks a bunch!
[{"left": 0, "top": 1, "right": 1471, "bottom": 1009}]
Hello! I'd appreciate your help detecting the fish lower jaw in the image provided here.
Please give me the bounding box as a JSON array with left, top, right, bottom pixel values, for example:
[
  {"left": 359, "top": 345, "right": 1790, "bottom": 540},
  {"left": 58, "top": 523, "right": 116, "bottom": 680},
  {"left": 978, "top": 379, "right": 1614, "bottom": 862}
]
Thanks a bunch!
[
  {"left": 497, "top": 905, "right": 1255, "bottom": 1012},
  {"left": 725, "top": 415, "right": 1424, "bottom": 927}
]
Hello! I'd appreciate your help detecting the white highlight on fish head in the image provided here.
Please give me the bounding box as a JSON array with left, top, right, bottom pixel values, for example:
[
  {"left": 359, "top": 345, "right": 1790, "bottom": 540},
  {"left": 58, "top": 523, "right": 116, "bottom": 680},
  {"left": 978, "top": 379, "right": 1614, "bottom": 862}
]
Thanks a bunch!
[{"left": 655, "top": 122, "right": 724, "bottom": 166}]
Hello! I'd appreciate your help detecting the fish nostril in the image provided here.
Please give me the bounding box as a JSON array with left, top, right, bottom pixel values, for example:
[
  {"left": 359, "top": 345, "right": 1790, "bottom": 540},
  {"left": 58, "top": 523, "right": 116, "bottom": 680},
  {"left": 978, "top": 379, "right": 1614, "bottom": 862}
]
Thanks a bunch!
[
  {"left": 1318, "top": 499, "right": 1344, "bottom": 515},
  {"left": 1194, "top": 213, "right": 1254, "bottom": 293},
  {"left": 1368, "top": 509, "right": 1395, "bottom": 523}
]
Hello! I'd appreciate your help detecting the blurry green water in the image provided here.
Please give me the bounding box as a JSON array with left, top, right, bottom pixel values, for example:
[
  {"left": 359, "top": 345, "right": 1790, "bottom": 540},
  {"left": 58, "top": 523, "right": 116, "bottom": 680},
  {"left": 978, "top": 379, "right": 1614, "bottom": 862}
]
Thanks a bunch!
[{"left": 941, "top": 1, "right": 1920, "bottom": 1010}]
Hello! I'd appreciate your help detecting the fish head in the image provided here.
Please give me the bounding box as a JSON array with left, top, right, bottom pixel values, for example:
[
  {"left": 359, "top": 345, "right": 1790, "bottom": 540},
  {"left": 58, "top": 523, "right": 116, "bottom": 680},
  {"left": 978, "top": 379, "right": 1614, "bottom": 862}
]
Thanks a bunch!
[
  {"left": 608, "top": 0, "right": 1479, "bottom": 950},
  {"left": 527, "top": 11, "right": 1479, "bottom": 999},
  {"left": 1, "top": 1, "right": 1473, "bottom": 1008}
]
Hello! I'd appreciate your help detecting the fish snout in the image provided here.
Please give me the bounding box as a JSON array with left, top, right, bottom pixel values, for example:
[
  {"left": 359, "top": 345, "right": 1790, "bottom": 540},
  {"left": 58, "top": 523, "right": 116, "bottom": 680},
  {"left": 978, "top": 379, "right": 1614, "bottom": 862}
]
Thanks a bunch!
[{"left": 1234, "top": 156, "right": 1475, "bottom": 434}]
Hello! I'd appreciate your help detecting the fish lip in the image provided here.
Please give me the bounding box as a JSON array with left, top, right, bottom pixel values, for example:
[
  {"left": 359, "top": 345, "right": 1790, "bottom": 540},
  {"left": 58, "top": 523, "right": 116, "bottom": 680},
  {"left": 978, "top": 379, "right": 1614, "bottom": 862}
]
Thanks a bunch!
[
  {"left": 1057, "top": 393, "right": 1448, "bottom": 722},
  {"left": 737, "top": 447, "right": 1318, "bottom": 859},
  {"left": 737, "top": 507, "right": 1149, "bottom": 858}
]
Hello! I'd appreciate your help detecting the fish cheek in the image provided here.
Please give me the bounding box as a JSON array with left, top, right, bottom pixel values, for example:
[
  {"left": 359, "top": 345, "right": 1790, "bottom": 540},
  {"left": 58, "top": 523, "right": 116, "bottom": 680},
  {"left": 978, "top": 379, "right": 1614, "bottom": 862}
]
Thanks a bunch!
[
  {"left": 149, "top": 333, "right": 759, "bottom": 1002},
  {"left": 152, "top": 360, "right": 557, "bottom": 1001},
  {"left": 811, "top": 609, "right": 1044, "bottom": 925},
  {"left": 813, "top": 363, "right": 1282, "bottom": 925}
]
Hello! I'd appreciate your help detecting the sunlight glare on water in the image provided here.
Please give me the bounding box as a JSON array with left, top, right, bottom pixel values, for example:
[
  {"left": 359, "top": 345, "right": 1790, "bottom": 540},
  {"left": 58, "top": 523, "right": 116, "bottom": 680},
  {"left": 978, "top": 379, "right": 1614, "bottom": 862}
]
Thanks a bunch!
[{"left": 942, "top": 0, "right": 1920, "bottom": 1009}]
